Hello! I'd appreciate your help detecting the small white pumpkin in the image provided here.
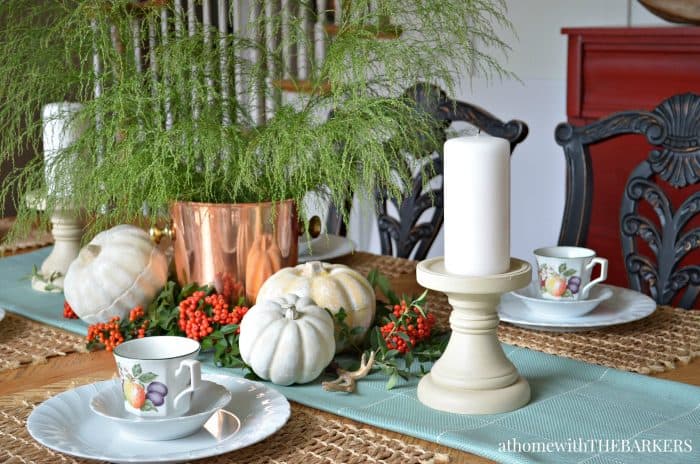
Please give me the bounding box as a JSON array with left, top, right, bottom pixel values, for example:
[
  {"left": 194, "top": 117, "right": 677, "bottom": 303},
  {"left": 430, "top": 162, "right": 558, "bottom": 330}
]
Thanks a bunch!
[
  {"left": 239, "top": 294, "right": 335, "bottom": 386},
  {"left": 64, "top": 224, "right": 168, "bottom": 324},
  {"left": 256, "top": 261, "right": 375, "bottom": 352}
]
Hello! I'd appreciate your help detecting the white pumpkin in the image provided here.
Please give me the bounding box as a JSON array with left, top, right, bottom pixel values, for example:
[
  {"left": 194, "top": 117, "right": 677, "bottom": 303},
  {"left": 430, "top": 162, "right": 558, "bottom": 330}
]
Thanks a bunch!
[
  {"left": 64, "top": 224, "right": 168, "bottom": 324},
  {"left": 256, "top": 261, "right": 375, "bottom": 352},
  {"left": 239, "top": 294, "right": 336, "bottom": 386}
]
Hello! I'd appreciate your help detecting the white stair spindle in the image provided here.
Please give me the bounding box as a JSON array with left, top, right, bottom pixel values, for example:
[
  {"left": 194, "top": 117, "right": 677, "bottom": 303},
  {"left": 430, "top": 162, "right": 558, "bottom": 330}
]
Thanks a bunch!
[
  {"left": 250, "top": 0, "right": 265, "bottom": 125},
  {"left": 281, "top": 0, "right": 292, "bottom": 79},
  {"left": 132, "top": 18, "right": 143, "bottom": 73},
  {"left": 297, "top": 0, "right": 315, "bottom": 82},
  {"left": 265, "top": 0, "right": 280, "bottom": 119},
  {"left": 188, "top": 0, "right": 200, "bottom": 120},
  {"left": 315, "top": 0, "right": 327, "bottom": 67},
  {"left": 203, "top": 0, "right": 214, "bottom": 106},
  {"left": 174, "top": 0, "right": 187, "bottom": 123},
  {"left": 174, "top": 0, "right": 184, "bottom": 38},
  {"left": 219, "top": 0, "right": 231, "bottom": 126},
  {"left": 148, "top": 18, "right": 159, "bottom": 99},
  {"left": 92, "top": 21, "right": 103, "bottom": 100},
  {"left": 91, "top": 19, "right": 103, "bottom": 163},
  {"left": 232, "top": 0, "right": 244, "bottom": 114},
  {"left": 161, "top": 7, "right": 173, "bottom": 130},
  {"left": 334, "top": 0, "right": 341, "bottom": 26}
]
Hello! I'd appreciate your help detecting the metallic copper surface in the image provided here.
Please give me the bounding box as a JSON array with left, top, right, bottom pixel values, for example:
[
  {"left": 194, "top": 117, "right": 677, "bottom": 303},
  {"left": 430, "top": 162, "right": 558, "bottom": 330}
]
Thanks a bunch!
[{"left": 169, "top": 200, "right": 298, "bottom": 303}]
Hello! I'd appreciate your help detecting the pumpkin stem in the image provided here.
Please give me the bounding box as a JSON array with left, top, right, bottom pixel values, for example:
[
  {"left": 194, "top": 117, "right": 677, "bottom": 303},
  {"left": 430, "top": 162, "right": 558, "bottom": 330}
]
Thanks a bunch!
[
  {"left": 281, "top": 303, "right": 298, "bottom": 320},
  {"left": 304, "top": 261, "right": 324, "bottom": 277},
  {"left": 80, "top": 244, "right": 101, "bottom": 263}
]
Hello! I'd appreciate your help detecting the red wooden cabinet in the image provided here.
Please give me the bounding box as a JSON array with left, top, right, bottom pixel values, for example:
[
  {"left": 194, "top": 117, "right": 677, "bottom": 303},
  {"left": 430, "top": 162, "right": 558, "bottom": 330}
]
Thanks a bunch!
[{"left": 562, "top": 27, "right": 700, "bottom": 288}]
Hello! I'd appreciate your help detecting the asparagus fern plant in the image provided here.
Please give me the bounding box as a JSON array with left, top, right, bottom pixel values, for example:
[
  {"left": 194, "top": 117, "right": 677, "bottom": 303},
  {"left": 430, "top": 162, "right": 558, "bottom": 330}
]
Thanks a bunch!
[{"left": 0, "top": 0, "right": 512, "bottom": 239}]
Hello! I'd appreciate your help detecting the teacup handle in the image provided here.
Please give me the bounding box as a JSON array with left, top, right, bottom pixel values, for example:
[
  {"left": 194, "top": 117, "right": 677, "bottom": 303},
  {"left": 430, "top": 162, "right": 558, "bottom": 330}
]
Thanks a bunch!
[
  {"left": 173, "top": 359, "right": 201, "bottom": 410},
  {"left": 581, "top": 257, "right": 608, "bottom": 298}
]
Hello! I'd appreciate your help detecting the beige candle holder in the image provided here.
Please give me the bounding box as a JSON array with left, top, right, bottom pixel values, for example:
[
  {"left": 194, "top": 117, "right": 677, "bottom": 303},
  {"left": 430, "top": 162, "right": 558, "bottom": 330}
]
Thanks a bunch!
[
  {"left": 416, "top": 257, "right": 531, "bottom": 414},
  {"left": 26, "top": 192, "right": 83, "bottom": 293}
]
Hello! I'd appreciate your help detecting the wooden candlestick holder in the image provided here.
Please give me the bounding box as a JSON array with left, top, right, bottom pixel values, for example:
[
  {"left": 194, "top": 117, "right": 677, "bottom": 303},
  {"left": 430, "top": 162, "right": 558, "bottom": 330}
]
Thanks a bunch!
[{"left": 416, "top": 257, "right": 531, "bottom": 414}]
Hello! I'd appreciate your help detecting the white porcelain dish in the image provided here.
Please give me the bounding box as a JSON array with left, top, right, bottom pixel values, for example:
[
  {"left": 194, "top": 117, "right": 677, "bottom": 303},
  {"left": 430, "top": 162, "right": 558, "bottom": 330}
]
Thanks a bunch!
[
  {"left": 298, "top": 234, "right": 355, "bottom": 263},
  {"left": 27, "top": 374, "right": 290, "bottom": 463},
  {"left": 498, "top": 284, "right": 656, "bottom": 332},
  {"left": 511, "top": 283, "right": 614, "bottom": 320},
  {"left": 0, "top": 308, "right": 5, "bottom": 323},
  {"left": 90, "top": 379, "right": 232, "bottom": 441}
]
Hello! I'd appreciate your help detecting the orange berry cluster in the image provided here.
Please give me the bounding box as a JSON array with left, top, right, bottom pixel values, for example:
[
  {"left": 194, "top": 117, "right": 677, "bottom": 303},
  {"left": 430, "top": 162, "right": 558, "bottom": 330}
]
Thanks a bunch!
[
  {"left": 128, "top": 306, "right": 150, "bottom": 338},
  {"left": 86, "top": 316, "right": 124, "bottom": 351},
  {"left": 208, "top": 293, "right": 249, "bottom": 330},
  {"left": 178, "top": 291, "right": 250, "bottom": 341},
  {"left": 178, "top": 291, "right": 213, "bottom": 340},
  {"left": 216, "top": 272, "right": 245, "bottom": 304},
  {"left": 86, "top": 306, "right": 151, "bottom": 351},
  {"left": 227, "top": 306, "right": 249, "bottom": 334},
  {"left": 63, "top": 301, "right": 79, "bottom": 319},
  {"left": 380, "top": 300, "right": 436, "bottom": 354}
]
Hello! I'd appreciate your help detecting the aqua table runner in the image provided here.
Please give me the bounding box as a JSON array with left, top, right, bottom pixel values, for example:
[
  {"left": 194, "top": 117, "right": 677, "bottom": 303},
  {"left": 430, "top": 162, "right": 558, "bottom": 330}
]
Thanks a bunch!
[{"left": 2, "top": 248, "right": 700, "bottom": 464}]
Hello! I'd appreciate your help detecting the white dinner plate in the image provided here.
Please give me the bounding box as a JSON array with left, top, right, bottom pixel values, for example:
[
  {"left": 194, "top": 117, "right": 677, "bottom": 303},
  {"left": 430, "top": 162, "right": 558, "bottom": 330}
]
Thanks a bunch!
[
  {"left": 0, "top": 308, "right": 5, "bottom": 323},
  {"left": 27, "top": 374, "right": 290, "bottom": 463},
  {"left": 498, "top": 284, "right": 656, "bottom": 332},
  {"left": 298, "top": 234, "right": 355, "bottom": 263}
]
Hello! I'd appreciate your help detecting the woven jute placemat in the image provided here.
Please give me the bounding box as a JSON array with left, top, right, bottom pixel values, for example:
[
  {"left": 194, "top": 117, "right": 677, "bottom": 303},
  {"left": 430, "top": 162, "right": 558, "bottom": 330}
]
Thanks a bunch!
[
  {"left": 0, "top": 312, "right": 86, "bottom": 372},
  {"left": 0, "top": 376, "right": 450, "bottom": 464},
  {"left": 338, "top": 251, "right": 417, "bottom": 279},
  {"left": 425, "top": 292, "right": 700, "bottom": 375},
  {"left": 0, "top": 218, "right": 53, "bottom": 255}
]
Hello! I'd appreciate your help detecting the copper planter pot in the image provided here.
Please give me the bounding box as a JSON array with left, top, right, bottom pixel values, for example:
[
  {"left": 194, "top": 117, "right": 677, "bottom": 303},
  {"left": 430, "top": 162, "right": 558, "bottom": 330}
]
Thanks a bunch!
[{"left": 165, "top": 200, "right": 298, "bottom": 304}]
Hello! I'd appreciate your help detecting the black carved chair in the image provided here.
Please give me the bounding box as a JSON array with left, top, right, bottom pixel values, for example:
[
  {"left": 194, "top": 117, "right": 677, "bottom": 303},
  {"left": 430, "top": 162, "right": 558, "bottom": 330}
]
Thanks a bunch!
[
  {"left": 326, "top": 83, "right": 529, "bottom": 260},
  {"left": 555, "top": 93, "right": 700, "bottom": 309}
]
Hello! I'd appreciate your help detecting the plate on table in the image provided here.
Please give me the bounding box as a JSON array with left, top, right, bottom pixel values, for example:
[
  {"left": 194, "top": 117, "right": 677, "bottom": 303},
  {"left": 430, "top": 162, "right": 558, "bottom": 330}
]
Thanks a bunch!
[
  {"left": 27, "top": 374, "right": 290, "bottom": 463},
  {"left": 298, "top": 234, "right": 355, "bottom": 263},
  {"left": 0, "top": 308, "right": 5, "bottom": 323},
  {"left": 498, "top": 284, "right": 656, "bottom": 332}
]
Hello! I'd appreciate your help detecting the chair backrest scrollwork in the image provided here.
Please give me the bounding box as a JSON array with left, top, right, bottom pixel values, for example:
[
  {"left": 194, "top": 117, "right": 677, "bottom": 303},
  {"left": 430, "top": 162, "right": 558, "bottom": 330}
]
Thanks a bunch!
[
  {"left": 556, "top": 93, "right": 700, "bottom": 308},
  {"left": 373, "top": 82, "right": 528, "bottom": 260}
]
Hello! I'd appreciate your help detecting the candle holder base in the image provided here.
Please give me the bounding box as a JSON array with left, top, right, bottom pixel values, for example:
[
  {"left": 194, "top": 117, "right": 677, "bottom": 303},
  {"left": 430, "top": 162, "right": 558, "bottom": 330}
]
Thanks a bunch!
[
  {"left": 418, "top": 373, "right": 530, "bottom": 415},
  {"left": 416, "top": 257, "right": 531, "bottom": 415},
  {"left": 25, "top": 195, "right": 83, "bottom": 293}
]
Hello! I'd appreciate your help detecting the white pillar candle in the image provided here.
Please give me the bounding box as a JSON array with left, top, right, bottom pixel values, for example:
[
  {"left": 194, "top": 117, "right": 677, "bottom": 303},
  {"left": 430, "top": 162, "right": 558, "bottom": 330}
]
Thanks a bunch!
[
  {"left": 443, "top": 134, "right": 511, "bottom": 276},
  {"left": 42, "top": 102, "right": 84, "bottom": 197}
]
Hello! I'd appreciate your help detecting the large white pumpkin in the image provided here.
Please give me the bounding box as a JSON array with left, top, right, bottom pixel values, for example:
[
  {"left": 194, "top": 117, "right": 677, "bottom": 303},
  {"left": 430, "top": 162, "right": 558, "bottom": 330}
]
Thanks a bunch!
[
  {"left": 239, "top": 294, "right": 336, "bottom": 386},
  {"left": 64, "top": 225, "right": 168, "bottom": 324},
  {"left": 256, "top": 261, "right": 375, "bottom": 352}
]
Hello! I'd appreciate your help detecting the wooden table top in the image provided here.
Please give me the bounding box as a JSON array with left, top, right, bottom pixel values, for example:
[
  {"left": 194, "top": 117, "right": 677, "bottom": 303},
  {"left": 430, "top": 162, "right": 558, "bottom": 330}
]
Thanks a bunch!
[{"left": 1, "top": 239, "right": 699, "bottom": 463}]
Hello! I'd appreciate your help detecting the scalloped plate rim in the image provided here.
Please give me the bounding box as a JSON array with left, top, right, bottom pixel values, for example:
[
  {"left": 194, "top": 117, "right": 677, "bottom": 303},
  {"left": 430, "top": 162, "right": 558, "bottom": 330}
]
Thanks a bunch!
[
  {"left": 27, "top": 374, "right": 290, "bottom": 463},
  {"left": 498, "top": 284, "right": 657, "bottom": 332}
]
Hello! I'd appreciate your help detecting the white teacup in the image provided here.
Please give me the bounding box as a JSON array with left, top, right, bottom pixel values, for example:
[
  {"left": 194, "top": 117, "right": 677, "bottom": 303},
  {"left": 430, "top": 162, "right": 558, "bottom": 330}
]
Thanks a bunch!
[
  {"left": 534, "top": 246, "right": 608, "bottom": 300},
  {"left": 113, "top": 336, "right": 202, "bottom": 418}
]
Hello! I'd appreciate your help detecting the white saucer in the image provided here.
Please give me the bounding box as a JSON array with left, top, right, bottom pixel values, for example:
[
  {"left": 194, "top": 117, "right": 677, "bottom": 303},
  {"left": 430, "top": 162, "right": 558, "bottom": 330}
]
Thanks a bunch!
[
  {"left": 90, "top": 380, "right": 233, "bottom": 441},
  {"left": 298, "top": 234, "right": 355, "bottom": 263},
  {"left": 511, "top": 283, "right": 614, "bottom": 320},
  {"left": 499, "top": 284, "right": 656, "bottom": 332},
  {"left": 27, "top": 374, "right": 290, "bottom": 463}
]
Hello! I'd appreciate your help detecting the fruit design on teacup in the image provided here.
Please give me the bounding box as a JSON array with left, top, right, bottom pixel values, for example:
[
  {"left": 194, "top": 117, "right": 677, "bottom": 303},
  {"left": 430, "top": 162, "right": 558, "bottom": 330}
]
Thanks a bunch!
[
  {"left": 538, "top": 263, "right": 581, "bottom": 298},
  {"left": 118, "top": 362, "right": 168, "bottom": 412}
]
